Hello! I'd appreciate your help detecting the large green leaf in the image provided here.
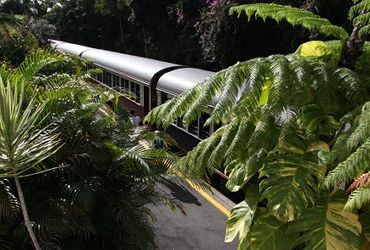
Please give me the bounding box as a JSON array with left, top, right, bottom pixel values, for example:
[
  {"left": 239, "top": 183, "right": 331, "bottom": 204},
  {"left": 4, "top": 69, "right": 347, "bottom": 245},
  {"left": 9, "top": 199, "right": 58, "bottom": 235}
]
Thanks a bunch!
[
  {"left": 288, "top": 191, "right": 362, "bottom": 250},
  {"left": 260, "top": 153, "right": 326, "bottom": 222},
  {"left": 248, "top": 215, "right": 296, "bottom": 250},
  {"left": 225, "top": 186, "right": 259, "bottom": 244},
  {"left": 226, "top": 150, "right": 266, "bottom": 192}
]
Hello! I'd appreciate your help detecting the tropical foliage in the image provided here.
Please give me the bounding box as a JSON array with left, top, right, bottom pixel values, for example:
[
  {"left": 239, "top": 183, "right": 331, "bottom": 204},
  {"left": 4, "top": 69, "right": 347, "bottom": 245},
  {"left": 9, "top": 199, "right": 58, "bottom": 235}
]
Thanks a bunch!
[
  {"left": 146, "top": 1, "right": 370, "bottom": 249},
  {"left": 0, "top": 0, "right": 352, "bottom": 70},
  {"left": 0, "top": 13, "right": 38, "bottom": 64},
  {"left": 0, "top": 50, "right": 180, "bottom": 249}
]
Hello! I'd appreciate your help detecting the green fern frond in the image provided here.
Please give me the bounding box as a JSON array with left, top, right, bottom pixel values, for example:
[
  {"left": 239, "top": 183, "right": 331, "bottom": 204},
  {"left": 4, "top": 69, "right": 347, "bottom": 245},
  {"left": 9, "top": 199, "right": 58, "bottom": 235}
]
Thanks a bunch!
[
  {"left": 183, "top": 72, "right": 226, "bottom": 124},
  {"left": 229, "top": 3, "right": 349, "bottom": 40},
  {"left": 360, "top": 25, "right": 370, "bottom": 38},
  {"left": 347, "top": 102, "right": 370, "bottom": 150},
  {"left": 18, "top": 49, "right": 63, "bottom": 80},
  {"left": 148, "top": 53, "right": 359, "bottom": 131},
  {"left": 62, "top": 176, "right": 104, "bottom": 211},
  {"left": 197, "top": 129, "right": 224, "bottom": 172},
  {"left": 325, "top": 138, "right": 370, "bottom": 188},
  {"left": 225, "top": 118, "right": 255, "bottom": 162},
  {"left": 345, "top": 186, "right": 370, "bottom": 210},
  {"left": 208, "top": 119, "right": 240, "bottom": 169},
  {"left": 349, "top": 0, "right": 370, "bottom": 38},
  {"left": 147, "top": 52, "right": 364, "bottom": 193}
]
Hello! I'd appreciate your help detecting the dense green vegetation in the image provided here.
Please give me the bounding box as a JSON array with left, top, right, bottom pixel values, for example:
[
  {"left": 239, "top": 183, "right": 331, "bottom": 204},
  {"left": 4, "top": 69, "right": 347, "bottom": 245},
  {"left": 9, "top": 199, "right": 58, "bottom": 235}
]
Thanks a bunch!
[
  {"left": 0, "top": 14, "right": 38, "bottom": 64},
  {"left": 146, "top": 1, "right": 370, "bottom": 249},
  {"left": 0, "top": 50, "right": 181, "bottom": 249},
  {"left": 3, "top": 0, "right": 370, "bottom": 249},
  {"left": 0, "top": 0, "right": 351, "bottom": 70}
]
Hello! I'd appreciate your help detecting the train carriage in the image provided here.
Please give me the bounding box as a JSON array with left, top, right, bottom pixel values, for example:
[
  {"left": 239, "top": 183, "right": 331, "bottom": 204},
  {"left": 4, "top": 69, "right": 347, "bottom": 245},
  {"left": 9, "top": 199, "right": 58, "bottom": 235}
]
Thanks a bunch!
[{"left": 51, "top": 40, "right": 216, "bottom": 151}]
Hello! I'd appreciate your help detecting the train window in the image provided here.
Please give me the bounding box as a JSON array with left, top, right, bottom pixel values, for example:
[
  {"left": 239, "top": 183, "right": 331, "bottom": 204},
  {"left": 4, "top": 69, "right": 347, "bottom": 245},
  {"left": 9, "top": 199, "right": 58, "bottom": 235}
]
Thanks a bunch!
[
  {"left": 118, "top": 77, "right": 123, "bottom": 92},
  {"left": 199, "top": 113, "right": 211, "bottom": 139},
  {"left": 212, "top": 122, "right": 223, "bottom": 133},
  {"left": 188, "top": 119, "right": 199, "bottom": 137},
  {"left": 128, "top": 82, "right": 141, "bottom": 102},
  {"left": 97, "top": 72, "right": 102, "bottom": 82},
  {"left": 104, "top": 71, "right": 111, "bottom": 86},
  {"left": 176, "top": 118, "right": 185, "bottom": 129},
  {"left": 101, "top": 71, "right": 107, "bottom": 84},
  {"left": 130, "top": 81, "right": 135, "bottom": 98},
  {"left": 113, "top": 74, "right": 119, "bottom": 89},
  {"left": 107, "top": 72, "right": 112, "bottom": 86},
  {"left": 102, "top": 71, "right": 106, "bottom": 83},
  {"left": 161, "top": 92, "right": 168, "bottom": 104},
  {"left": 124, "top": 79, "right": 130, "bottom": 91},
  {"left": 157, "top": 91, "right": 161, "bottom": 106},
  {"left": 135, "top": 84, "right": 141, "bottom": 102}
]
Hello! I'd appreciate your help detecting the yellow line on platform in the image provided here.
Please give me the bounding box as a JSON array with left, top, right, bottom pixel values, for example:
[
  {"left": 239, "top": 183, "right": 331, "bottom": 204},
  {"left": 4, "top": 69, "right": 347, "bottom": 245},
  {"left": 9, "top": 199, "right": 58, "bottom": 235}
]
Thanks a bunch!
[{"left": 186, "top": 180, "right": 230, "bottom": 217}]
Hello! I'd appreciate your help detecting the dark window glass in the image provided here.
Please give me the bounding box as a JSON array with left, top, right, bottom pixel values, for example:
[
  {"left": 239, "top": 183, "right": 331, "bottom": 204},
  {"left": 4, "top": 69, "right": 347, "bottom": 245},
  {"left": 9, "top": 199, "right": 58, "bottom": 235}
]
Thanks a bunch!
[
  {"left": 199, "top": 113, "right": 211, "bottom": 139},
  {"left": 113, "top": 75, "right": 119, "bottom": 89},
  {"left": 188, "top": 119, "right": 198, "bottom": 136},
  {"left": 97, "top": 73, "right": 102, "bottom": 82},
  {"left": 177, "top": 118, "right": 185, "bottom": 129},
  {"left": 124, "top": 79, "right": 129, "bottom": 91},
  {"left": 135, "top": 84, "right": 141, "bottom": 102},
  {"left": 104, "top": 72, "right": 111, "bottom": 86},
  {"left": 103, "top": 71, "right": 107, "bottom": 83},
  {"left": 118, "top": 77, "right": 123, "bottom": 91},
  {"left": 130, "top": 82, "right": 135, "bottom": 99},
  {"left": 161, "top": 92, "right": 168, "bottom": 104},
  {"left": 107, "top": 73, "right": 112, "bottom": 86},
  {"left": 213, "top": 122, "right": 223, "bottom": 133}
]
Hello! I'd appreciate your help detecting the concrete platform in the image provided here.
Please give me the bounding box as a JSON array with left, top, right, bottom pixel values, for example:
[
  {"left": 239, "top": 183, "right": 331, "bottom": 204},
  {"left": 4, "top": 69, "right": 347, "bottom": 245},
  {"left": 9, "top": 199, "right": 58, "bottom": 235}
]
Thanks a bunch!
[{"left": 151, "top": 182, "right": 238, "bottom": 250}]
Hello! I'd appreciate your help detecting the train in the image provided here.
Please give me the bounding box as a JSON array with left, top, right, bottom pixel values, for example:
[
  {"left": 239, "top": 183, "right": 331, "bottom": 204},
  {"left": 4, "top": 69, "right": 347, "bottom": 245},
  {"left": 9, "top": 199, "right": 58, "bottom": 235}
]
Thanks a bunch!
[
  {"left": 50, "top": 40, "right": 218, "bottom": 151},
  {"left": 50, "top": 40, "right": 241, "bottom": 200}
]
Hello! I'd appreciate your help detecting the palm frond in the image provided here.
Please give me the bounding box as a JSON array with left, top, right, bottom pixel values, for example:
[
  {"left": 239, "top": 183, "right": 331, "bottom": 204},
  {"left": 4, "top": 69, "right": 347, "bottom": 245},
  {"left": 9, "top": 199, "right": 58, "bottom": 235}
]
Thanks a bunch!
[
  {"left": 18, "top": 49, "right": 63, "bottom": 80},
  {"left": 0, "top": 74, "right": 61, "bottom": 177}
]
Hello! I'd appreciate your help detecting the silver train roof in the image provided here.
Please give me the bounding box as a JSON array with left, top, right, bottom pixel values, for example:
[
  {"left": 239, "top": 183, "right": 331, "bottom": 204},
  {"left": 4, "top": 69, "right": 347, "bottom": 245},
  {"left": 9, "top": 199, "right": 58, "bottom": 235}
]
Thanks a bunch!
[{"left": 50, "top": 40, "right": 215, "bottom": 94}]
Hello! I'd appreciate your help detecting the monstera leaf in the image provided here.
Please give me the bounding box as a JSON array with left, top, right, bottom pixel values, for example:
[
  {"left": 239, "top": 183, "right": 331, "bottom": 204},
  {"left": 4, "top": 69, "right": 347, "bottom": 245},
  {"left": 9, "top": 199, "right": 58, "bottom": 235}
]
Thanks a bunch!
[
  {"left": 260, "top": 153, "right": 326, "bottom": 222},
  {"left": 225, "top": 187, "right": 259, "bottom": 245},
  {"left": 248, "top": 215, "right": 296, "bottom": 250},
  {"left": 288, "top": 191, "right": 362, "bottom": 250}
]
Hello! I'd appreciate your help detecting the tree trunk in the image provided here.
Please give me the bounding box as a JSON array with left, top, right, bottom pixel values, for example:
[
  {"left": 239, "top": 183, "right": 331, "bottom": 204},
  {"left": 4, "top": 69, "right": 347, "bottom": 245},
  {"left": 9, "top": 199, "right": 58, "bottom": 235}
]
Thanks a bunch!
[
  {"left": 14, "top": 175, "right": 41, "bottom": 250},
  {"left": 339, "top": 24, "right": 365, "bottom": 69}
]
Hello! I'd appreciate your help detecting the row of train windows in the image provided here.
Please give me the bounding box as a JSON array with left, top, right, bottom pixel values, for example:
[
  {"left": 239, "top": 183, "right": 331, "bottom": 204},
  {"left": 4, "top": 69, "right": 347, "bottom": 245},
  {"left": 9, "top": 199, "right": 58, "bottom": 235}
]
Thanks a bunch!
[
  {"left": 93, "top": 70, "right": 216, "bottom": 140},
  {"left": 95, "top": 71, "right": 141, "bottom": 103},
  {"left": 181, "top": 113, "right": 212, "bottom": 140}
]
